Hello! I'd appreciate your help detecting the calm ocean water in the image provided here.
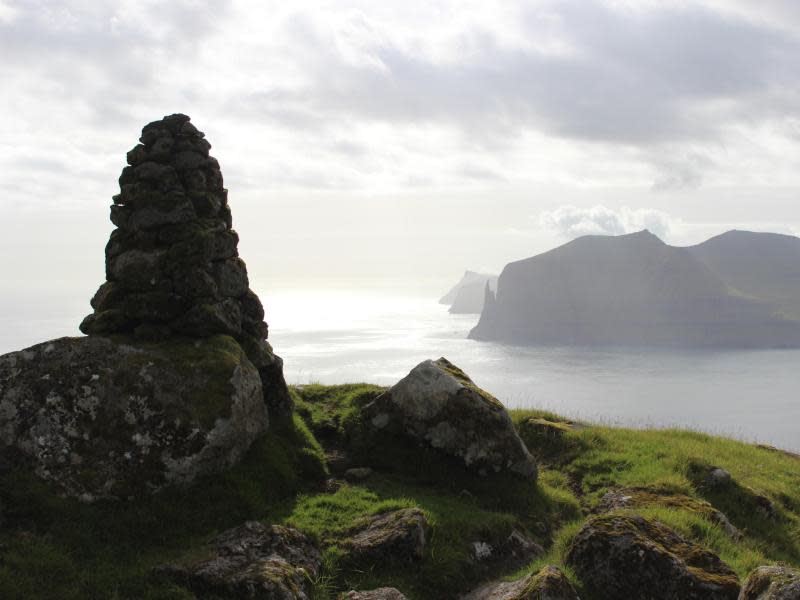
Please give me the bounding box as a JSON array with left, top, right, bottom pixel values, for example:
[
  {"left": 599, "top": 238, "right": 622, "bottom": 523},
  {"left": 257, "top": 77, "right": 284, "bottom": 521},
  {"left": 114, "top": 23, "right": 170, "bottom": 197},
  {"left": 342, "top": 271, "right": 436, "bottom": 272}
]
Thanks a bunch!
[{"left": 2, "top": 288, "right": 798, "bottom": 452}]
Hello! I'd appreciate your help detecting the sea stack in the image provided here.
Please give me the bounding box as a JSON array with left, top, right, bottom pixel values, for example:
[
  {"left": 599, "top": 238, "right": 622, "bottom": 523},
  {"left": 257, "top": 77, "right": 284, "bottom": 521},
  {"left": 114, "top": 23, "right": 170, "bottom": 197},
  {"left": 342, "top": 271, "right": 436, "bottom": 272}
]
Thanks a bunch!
[{"left": 80, "top": 113, "right": 291, "bottom": 416}]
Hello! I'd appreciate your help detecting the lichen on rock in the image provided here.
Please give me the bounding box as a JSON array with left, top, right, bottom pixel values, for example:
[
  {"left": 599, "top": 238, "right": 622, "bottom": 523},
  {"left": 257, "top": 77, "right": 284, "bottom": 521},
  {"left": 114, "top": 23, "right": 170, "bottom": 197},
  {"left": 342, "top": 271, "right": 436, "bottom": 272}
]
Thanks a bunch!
[{"left": 0, "top": 335, "right": 267, "bottom": 500}]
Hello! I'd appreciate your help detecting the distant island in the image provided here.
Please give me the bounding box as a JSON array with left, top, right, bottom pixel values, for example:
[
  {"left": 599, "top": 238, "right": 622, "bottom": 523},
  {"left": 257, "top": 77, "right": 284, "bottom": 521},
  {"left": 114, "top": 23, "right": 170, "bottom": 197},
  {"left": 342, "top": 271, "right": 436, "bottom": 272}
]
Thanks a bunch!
[
  {"left": 440, "top": 270, "right": 498, "bottom": 314},
  {"left": 470, "top": 229, "right": 800, "bottom": 348}
]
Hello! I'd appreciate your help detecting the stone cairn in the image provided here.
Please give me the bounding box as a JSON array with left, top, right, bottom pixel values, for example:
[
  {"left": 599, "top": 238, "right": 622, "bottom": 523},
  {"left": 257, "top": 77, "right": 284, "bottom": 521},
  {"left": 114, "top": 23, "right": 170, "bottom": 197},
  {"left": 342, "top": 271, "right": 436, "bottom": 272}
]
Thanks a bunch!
[{"left": 80, "top": 114, "right": 291, "bottom": 416}]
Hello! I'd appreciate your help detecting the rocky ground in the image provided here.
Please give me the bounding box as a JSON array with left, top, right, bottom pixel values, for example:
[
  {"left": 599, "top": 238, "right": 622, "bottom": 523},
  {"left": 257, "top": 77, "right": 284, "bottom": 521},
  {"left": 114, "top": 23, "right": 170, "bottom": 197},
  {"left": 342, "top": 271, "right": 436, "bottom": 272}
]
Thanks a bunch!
[{"left": 1, "top": 357, "right": 798, "bottom": 599}]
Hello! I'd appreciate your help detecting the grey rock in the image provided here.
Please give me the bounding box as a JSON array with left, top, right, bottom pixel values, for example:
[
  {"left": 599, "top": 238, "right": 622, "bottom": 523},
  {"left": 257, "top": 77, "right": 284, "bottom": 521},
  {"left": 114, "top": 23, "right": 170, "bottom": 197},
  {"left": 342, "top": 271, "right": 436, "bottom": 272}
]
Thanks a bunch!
[
  {"left": 362, "top": 358, "right": 536, "bottom": 480},
  {"left": 158, "top": 521, "right": 321, "bottom": 600},
  {"left": 0, "top": 335, "right": 266, "bottom": 500},
  {"left": 342, "top": 508, "right": 430, "bottom": 563},
  {"left": 461, "top": 565, "right": 580, "bottom": 600},
  {"left": 739, "top": 566, "right": 800, "bottom": 600},
  {"left": 213, "top": 257, "right": 249, "bottom": 297}
]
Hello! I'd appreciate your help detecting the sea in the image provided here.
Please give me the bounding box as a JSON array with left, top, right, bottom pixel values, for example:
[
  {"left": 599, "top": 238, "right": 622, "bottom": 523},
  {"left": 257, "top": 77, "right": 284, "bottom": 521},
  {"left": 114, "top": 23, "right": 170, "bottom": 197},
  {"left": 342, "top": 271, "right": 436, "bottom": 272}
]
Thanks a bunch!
[{"left": 2, "top": 288, "right": 798, "bottom": 453}]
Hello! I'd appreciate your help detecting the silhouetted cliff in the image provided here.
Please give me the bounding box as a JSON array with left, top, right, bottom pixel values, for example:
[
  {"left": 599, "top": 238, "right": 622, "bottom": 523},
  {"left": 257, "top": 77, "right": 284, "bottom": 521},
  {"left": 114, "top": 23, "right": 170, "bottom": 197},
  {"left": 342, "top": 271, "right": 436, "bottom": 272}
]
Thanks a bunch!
[{"left": 470, "top": 230, "right": 800, "bottom": 348}]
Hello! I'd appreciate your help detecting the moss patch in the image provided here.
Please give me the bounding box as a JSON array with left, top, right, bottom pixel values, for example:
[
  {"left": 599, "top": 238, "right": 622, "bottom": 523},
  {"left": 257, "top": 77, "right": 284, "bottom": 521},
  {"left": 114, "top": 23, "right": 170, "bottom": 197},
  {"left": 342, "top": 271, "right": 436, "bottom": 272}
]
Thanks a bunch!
[{"left": 434, "top": 357, "right": 504, "bottom": 410}]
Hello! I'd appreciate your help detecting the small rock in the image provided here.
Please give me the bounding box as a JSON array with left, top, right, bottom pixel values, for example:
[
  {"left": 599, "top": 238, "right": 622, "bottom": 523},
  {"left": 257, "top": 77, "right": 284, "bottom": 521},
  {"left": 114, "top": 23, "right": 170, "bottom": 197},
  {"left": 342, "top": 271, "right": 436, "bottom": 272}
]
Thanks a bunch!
[
  {"left": 344, "top": 467, "right": 373, "bottom": 481},
  {"left": 461, "top": 565, "right": 580, "bottom": 600},
  {"left": 343, "top": 508, "right": 430, "bottom": 563},
  {"left": 157, "top": 521, "right": 321, "bottom": 600},
  {"left": 739, "top": 565, "right": 800, "bottom": 600},
  {"left": 340, "top": 589, "right": 409, "bottom": 600}
]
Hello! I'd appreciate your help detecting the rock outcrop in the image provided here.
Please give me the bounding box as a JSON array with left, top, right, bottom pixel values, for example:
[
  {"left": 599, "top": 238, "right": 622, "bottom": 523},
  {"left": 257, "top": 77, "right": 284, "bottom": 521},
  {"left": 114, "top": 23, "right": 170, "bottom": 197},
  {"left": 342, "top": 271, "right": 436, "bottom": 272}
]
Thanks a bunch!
[
  {"left": 461, "top": 565, "right": 580, "bottom": 600},
  {"left": 79, "top": 113, "right": 291, "bottom": 417},
  {"left": 739, "top": 566, "right": 800, "bottom": 600},
  {"left": 342, "top": 508, "right": 430, "bottom": 564},
  {"left": 361, "top": 358, "right": 537, "bottom": 480},
  {"left": 157, "top": 521, "right": 322, "bottom": 600},
  {"left": 0, "top": 335, "right": 266, "bottom": 500},
  {"left": 565, "top": 514, "right": 740, "bottom": 600}
]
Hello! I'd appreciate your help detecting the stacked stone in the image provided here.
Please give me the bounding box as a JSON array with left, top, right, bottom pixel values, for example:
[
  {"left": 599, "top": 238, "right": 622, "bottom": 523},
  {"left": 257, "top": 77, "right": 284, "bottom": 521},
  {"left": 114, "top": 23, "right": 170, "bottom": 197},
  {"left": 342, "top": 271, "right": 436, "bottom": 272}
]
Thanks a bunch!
[{"left": 81, "top": 113, "right": 291, "bottom": 416}]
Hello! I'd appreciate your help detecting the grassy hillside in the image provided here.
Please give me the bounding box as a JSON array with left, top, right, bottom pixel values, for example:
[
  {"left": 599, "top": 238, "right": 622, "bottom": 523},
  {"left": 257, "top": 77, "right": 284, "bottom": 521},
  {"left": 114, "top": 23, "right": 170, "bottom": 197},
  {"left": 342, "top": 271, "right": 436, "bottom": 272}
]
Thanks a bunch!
[{"left": 0, "top": 384, "right": 797, "bottom": 599}]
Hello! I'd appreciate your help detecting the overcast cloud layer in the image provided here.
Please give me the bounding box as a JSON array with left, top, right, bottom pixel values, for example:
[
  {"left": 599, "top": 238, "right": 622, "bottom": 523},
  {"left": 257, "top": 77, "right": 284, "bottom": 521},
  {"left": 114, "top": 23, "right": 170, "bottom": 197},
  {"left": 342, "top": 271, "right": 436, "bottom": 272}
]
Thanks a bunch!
[{"left": 1, "top": 0, "right": 800, "bottom": 297}]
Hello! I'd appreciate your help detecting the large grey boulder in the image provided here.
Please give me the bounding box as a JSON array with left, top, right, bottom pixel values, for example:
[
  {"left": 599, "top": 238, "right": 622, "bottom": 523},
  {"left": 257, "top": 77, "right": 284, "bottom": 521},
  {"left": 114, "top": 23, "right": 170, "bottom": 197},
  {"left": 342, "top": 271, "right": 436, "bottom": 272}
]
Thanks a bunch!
[
  {"left": 362, "top": 358, "right": 536, "bottom": 480},
  {"left": 157, "top": 521, "right": 321, "bottom": 600},
  {"left": 739, "top": 566, "right": 800, "bottom": 600},
  {"left": 0, "top": 335, "right": 267, "bottom": 500},
  {"left": 566, "top": 514, "right": 740, "bottom": 600},
  {"left": 461, "top": 565, "right": 580, "bottom": 600}
]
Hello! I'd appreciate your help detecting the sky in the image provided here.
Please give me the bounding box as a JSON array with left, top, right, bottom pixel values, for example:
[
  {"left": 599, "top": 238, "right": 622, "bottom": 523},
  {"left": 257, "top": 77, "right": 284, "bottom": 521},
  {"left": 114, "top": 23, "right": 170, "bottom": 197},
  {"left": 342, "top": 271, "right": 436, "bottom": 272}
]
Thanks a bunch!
[{"left": 2, "top": 0, "right": 800, "bottom": 302}]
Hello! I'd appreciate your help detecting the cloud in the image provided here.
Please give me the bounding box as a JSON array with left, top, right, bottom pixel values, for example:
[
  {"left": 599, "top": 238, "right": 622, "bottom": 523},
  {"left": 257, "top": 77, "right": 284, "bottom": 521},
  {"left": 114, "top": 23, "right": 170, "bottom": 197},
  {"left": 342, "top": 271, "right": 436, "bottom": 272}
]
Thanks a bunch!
[
  {"left": 1, "top": 0, "right": 800, "bottom": 198},
  {"left": 540, "top": 205, "right": 675, "bottom": 240}
]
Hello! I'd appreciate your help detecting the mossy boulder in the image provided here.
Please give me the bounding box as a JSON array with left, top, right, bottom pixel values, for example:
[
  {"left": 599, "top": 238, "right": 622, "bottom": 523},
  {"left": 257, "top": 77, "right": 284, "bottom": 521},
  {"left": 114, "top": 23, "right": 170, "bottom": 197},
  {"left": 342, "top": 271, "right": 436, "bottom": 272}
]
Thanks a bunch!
[
  {"left": 360, "top": 358, "right": 537, "bottom": 480},
  {"left": 595, "top": 487, "right": 741, "bottom": 539},
  {"left": 739, "top": 565, "right": 800, "bottom": 600},
  {"left": 461, "top": 565, "right": 580, "bottom": 600},
  {"left": 157, "top": 521, "right": 321, "bottom": 600},
  {"left": 565, "top": 514, "right": 740, "bottom": 600},
  {"left": 0, "top": 334, "right": 267, "bottom": 500}
]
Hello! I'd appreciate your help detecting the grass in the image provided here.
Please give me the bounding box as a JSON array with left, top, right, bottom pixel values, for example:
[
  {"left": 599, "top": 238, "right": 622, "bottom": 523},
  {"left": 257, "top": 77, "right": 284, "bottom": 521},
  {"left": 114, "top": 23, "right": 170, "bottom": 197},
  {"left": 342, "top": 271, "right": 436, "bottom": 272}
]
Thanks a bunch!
[
  {"left": 508, "top": 408, "right": 800, "bottom": 585},
  {"left": 1, "top": 383, "right": 798, "bottom": 600}
]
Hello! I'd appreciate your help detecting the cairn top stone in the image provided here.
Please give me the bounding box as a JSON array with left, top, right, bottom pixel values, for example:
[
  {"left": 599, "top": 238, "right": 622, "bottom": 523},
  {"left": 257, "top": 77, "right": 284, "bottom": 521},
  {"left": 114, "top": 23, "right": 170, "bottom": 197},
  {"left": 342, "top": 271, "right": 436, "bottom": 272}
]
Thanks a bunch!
[{"left": 80, "top": 114, "right": 292, "bottom": 418}]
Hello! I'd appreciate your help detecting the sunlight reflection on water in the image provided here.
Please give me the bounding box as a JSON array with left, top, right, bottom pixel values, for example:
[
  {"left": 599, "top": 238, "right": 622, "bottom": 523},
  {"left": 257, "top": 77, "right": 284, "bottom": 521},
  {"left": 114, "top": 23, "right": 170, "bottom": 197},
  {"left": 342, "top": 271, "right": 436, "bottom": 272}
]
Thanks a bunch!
[
  {"left": 1, "top": 288, "right": 797, "bottom": 452},
  {"left": 267, "top": 289, "right": 800, "bottom": 452}
]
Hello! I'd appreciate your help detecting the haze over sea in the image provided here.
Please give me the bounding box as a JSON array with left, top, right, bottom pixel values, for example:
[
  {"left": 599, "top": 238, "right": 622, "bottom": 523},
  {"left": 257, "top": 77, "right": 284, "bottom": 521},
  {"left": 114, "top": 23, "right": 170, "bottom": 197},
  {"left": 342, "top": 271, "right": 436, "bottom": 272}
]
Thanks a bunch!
[{"left": 3, "top": 286, "right": 798, "bottom": 453}]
